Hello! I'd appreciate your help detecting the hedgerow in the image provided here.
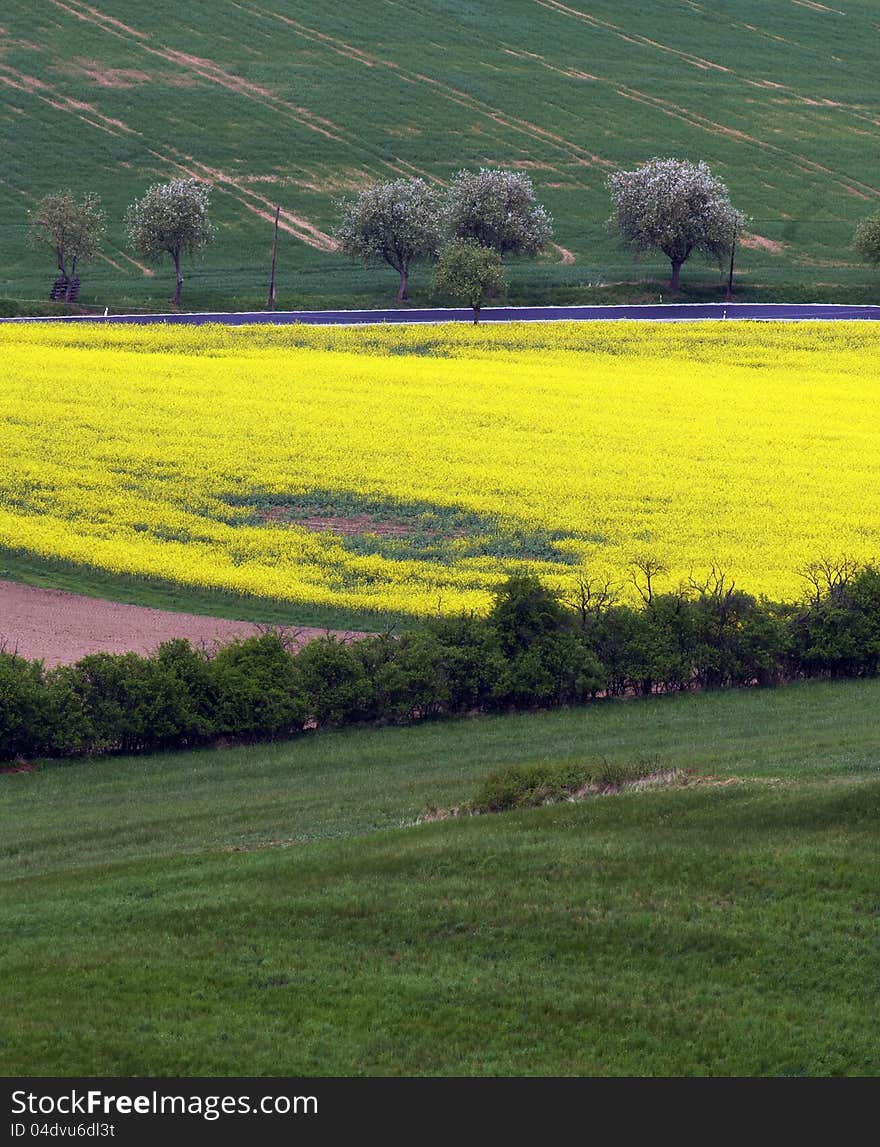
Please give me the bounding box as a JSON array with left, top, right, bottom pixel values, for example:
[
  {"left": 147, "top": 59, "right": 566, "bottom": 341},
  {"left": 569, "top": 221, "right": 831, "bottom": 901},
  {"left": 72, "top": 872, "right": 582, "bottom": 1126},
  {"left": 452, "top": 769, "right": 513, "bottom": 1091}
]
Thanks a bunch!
[{"left": 2, "top": 563, "right": 880, "bottom": 763}]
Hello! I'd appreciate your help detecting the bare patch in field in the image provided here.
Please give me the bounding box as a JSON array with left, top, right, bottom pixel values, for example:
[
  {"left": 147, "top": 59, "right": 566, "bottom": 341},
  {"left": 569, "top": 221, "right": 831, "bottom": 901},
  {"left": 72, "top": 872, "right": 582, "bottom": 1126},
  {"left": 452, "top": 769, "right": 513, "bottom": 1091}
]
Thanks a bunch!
[
  {"left": 835, "top": 181, "right": 873, "bottom": 200},
  {"left": 552, "top": 243, "right": 575, "bottom": 264},
  {"left": 96, "top": 252, "right": 125, "bottom": 271},
  {"left": 388, "top": 158, "right": 447, "bottom": 185},
  {"left": 264, "top": 508, "right": 413, "bottom": 538},
  {"left": 154, "top": 48, "right": 345, "bottom": 140},
  {"left": 147, "top": 149, "right": 338, "bottom": 251},
  {"left": 740, "top": 233, "right": 785, "bottom": 254},
  {"left": 0, "top": 64, "right": 139, "bottom": 136},
  {"left": 534, "top": 0, "right": 728, "bottom": 72},
  {"left": 98, "top": 249, "right": 155, "bottom": 275},
  {"left": 47, "top": 0, "right": 142, "bottom": 39},
  {"left": 49, "top": 0, "right": 346, "bottom": 142},
  {"left": 502, "top": 47, "right": 598, "bottom": 82},
  {"left": 73, "top": 59, "right": 151, "bottom": 87},
  {"left": 261, "top": 508, "right": 470, "bottom": 544},
  {"left": 289, "top": 168, "right": 377, "bottom": 193},
  {"left": 0, "top": 67, "right": 49, "bottom": 91},
  {"left": 386, "top": 125, "right": 422, "bottom": 138},
  {"left": 245, "top": 6, "right": 615, "bottom": 170},
  {"left": 251, "top": 6, "right": 399, "bottom": 68},
  {"left": 0, "top": 35, "right": 44, "bottom": 51},
  {"left": 239, "top": 173, "right": 282, "bottom": 184},
  {"left": 791, "top": 0, "right": 845, "bottom": 13},
  {"left": 80, "top": 5, "right": 148, "bottom": 36},
  {"left": 0, "top": 580, "right": 365, "bottom": 668}
]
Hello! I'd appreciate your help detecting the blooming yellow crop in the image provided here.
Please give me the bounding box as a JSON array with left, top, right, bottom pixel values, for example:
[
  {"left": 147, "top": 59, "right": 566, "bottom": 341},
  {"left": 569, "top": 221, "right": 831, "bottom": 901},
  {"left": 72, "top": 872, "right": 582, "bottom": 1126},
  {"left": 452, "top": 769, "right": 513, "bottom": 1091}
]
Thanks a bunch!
[{"left": 1, "top": 320, "right": 879, "bottom": 617}]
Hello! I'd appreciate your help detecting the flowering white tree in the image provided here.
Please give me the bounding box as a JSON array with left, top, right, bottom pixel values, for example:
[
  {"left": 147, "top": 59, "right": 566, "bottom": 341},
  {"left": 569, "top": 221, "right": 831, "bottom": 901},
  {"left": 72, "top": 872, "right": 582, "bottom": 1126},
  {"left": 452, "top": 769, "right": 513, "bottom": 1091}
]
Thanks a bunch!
[
  {"left": 28, "top": 191, "right": 106, "bottom": 301},
  {"left": 607, "top": 158, "right": 744, "bottom": 291},
  {"left": 854, "top": 214, "right": 880, "bottom": 268},
  {"left": 125, "top": 178, "right": 215, "bottom": 306},
  {"left": 335, "top": 177, "right": 441, "bottom": 302},
  {"left": 443, "top": 168, "right": 552, "bottom": 256}
]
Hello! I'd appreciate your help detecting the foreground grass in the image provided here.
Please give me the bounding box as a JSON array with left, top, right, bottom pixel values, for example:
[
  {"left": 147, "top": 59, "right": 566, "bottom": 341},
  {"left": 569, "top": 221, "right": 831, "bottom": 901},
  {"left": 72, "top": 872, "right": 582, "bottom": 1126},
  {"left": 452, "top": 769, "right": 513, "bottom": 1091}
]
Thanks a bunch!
[{"left": 2, "top": 679, "right": 879, "bottom": 1076}]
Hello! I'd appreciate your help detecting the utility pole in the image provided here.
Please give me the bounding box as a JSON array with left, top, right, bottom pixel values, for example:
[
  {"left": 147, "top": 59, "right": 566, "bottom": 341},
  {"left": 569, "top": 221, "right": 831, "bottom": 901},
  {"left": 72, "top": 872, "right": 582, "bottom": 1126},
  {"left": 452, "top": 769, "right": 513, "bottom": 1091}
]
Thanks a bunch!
[
  {"left": 267, "top": 204, "right": 280, "bottom": 310},
  {"left": 725, "top": 218, "right": 738, "bottom": 303}
]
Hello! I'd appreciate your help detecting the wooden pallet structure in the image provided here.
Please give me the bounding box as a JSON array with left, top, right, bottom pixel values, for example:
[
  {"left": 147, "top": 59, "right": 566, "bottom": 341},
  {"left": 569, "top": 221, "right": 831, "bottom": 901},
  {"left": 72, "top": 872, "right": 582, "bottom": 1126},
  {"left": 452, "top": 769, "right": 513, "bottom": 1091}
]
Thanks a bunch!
[{"left": 50, "top": 277, "right": 80, "bottom": 302}]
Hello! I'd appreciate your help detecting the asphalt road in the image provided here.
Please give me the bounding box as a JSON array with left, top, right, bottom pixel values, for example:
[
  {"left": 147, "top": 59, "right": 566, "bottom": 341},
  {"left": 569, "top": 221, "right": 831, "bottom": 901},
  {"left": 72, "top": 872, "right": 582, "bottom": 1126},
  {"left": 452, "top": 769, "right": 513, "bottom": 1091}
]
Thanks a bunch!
[{"left": 3, "top": 302, "right": 880, "bottom": 325}]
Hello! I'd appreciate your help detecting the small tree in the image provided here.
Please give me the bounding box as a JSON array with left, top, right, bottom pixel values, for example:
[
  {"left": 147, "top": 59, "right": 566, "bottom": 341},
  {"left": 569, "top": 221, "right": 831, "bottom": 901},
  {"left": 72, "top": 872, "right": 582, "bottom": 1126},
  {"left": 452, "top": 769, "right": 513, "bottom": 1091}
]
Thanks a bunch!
[
  {"left": 433, "top": 239, "right": 506, "bottom": 323},
  {"left": 854, "top": 214, "right": 880, "bottom": 268},
  {"left": 607, "top": 157, "right": 744, "bottom": 292},
  {"left": 443, "top": 168, "right": 552, "bottom": 256},
  {"left": 335, "top": 177, "right": 441, "bottom": 302},
  {"left": 28, "top": 191, "right": 106, "bottom": 302},
  {"left": 125, "top": 178, "right": 215, "bottom": 306}
]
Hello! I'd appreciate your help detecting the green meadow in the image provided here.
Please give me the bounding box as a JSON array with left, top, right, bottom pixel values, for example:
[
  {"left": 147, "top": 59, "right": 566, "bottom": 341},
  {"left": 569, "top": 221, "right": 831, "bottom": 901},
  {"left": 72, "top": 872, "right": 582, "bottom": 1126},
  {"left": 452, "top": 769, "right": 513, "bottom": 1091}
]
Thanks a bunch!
[
  {"left": 2, "top": 0, "right": 880, "bottom": 312},
  {"left": 3, "top": 680, "right": 879, "bottom": 1076}
]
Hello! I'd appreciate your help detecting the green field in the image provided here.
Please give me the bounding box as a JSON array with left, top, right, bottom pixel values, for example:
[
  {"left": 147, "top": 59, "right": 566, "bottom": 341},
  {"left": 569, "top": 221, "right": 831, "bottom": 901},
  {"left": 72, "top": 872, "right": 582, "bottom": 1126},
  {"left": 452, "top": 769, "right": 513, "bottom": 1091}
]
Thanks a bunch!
[
  {"left": 2, "top": 0, "right": 880, "bottom": 313},
  {"left": 3, "top": 679, "right": 879, "bottom": 1076}
]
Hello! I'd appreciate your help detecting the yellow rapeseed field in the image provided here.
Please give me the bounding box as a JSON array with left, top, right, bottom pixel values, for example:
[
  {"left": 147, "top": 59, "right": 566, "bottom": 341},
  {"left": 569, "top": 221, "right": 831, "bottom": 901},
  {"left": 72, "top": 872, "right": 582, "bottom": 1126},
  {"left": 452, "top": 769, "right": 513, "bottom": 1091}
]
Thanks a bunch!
[{"left": 1, "top": 320, "right": 879, "bottom": 617}]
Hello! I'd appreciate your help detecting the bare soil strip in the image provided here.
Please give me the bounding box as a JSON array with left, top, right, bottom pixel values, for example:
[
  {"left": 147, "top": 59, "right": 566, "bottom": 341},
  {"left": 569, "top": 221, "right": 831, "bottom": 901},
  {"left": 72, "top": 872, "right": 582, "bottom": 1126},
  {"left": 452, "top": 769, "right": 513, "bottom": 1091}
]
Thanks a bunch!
[{"left": 0, "top": 580, "right": 364, "bottom": 667}]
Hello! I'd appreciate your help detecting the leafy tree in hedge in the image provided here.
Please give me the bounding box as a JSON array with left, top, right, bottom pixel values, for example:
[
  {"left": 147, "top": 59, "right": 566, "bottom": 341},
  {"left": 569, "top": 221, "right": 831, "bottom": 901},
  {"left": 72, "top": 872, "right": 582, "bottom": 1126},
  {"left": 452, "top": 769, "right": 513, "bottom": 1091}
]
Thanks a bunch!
[
  {"left": 854, "top": 214, "right": 880, "bottom": 269},
  {"left": 293, "top": 636, "right": 373, "bottom": 727},
  {"left": 607, "top": 157, "right": 744, "bottom": 292},
  {"left": 0, "top": 654, "right": 52, "bottom": 759},
  {"left": 433, "top": 238, "right": 506, "bottom": 323},
  {"left": 28, "top": 191, "right": 106, "bottom": 301},
  {"left": 335, "top": 177, "right": 441, "bottom": 302},
  {"left": 60, "top": 651, "right": 196, "bottom": 753},
  {"left": 125, "top": 178, "right": 215, "bottom": 306},
  {"left": 791, "top": 562, "right": 880, "bottom": 677},
  {"left": 488, "top": 574, "right": 604, "bottom": 706},
  {"left": 209, "top": 633, "right": 305, "bottom": 736},
  {"left": 423, "top": 614, "right": 509, "bottom": 713},
  {"left": 443, "top": 168, "right": 553, "bottom": 256}
]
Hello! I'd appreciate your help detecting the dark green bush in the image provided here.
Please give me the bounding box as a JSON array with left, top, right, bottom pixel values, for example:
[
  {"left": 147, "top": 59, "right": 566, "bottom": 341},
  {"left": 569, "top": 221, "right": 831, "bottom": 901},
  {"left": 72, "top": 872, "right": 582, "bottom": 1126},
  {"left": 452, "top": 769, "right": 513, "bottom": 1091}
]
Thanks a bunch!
[
  {"left": 422, "top": 614, "right": 508, "bottom": 712},
  {"left": 58, "top": 651, "right": 199, "bottom": 753},
  {"left": 488, "top": 575, "right": 605, "bottom": 707},
  {"left": 154, "top": 638, "right": 217, "bottom": 739},
  {"left": 209, "top": 632, "right": 306, "bottom": 737},
  {"left": 293, "top": 635, "right": 372, "bottom": 726},
  {"left": 0, "top": 652, "right": 52, "bottom": 759}
]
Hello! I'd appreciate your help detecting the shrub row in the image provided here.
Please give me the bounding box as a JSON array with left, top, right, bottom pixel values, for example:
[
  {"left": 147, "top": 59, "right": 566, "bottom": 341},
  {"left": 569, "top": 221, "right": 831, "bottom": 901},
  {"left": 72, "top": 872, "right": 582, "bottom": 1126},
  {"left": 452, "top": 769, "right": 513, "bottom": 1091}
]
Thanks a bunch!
[
  {"left": 3, "top": 563, "right": 880, "bottom": 762},
  {"left": 468, "top": 758, "right": 665, "bottom": 814}
]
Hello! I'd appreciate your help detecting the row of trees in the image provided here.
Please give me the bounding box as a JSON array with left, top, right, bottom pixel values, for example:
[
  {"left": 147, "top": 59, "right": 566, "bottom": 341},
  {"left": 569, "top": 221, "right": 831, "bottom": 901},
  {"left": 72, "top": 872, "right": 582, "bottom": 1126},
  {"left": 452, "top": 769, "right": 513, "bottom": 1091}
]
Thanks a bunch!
[
  {"left": 27, "top": 159, "right": 880, "bottom": 310},
  {"left": 335, "top": 167, "right": 551, "bottom": 304},
  {"left": 3, "top": 559, "right": 880, "bottom": 761},
  {"left": 28, "top": 180, "right": 214, "bottom": 306}
]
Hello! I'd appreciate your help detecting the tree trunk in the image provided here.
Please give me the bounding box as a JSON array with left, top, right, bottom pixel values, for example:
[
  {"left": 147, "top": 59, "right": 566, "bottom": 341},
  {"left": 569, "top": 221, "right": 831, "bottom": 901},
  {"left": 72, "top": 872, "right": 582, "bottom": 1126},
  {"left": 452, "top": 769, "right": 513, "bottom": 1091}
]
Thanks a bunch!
[
  {"left": 172, "top": 251, "right": 183, "bottom": 306},
  {"left": 64, "top": 256, "right": 77, "bottom": 303},
  {"left": 396, "top": 266, "right": 409, "bottom": 302},
  {"left": 670, "top": 258, "right": 684, "bottom": 293}
]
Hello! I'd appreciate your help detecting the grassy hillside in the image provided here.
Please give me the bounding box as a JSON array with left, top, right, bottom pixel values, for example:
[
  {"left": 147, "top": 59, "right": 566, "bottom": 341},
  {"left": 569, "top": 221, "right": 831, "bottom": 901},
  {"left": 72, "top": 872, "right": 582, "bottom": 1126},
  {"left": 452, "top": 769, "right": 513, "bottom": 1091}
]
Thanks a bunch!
[
  {"left": 3, "top": 679, "right": 879, "bottom": 1075},
  {"left": 2, "top": 0, "right": 880, "bottom": 312}
]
